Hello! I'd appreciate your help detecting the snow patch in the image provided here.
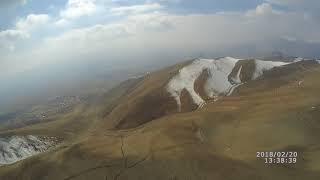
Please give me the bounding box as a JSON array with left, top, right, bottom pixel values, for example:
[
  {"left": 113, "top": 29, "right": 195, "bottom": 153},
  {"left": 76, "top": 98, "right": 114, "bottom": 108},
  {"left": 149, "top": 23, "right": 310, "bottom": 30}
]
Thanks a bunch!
[
  {"left": 166, "top": 57, "right": 292, "bottom": 111},
  {"left": 0, "top": 135, "right": 60, "bottom": 165},
  {"left": 166, "top": 57, "right": 242, "bottom": 111},
  {"left": 226, "top": 83, "right": 243, "bottom": 96},
  {"left": 293, "top": 57, "right": 304, "bottom": 62},
  {"left": 252, "top": 60, "right": 289, "bottom": 80},
  {"left": 293, "top": 57, "right": 320, "bottom": 64},
  {"left": 129, "top": 72, "right": 150, "bottom": 79}
]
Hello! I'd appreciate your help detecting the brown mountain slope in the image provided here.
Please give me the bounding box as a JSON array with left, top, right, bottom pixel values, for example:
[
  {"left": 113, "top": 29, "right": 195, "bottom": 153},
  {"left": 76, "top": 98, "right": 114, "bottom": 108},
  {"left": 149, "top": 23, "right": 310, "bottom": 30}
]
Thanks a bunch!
[
  {"left": 105, "top": 58, "right": 313, "bottom": 130},
  {"left": 104, "top": 60, "right": 192, "bottom": 129},
  {"left": 229, "top": 59, "right": 256, "bottom": 82},
  {"left": 0, "top": 60, "right": 320, "bottom": 180},
  {"left": 0, "top": 76, "right": 144, "bottom": 140}
]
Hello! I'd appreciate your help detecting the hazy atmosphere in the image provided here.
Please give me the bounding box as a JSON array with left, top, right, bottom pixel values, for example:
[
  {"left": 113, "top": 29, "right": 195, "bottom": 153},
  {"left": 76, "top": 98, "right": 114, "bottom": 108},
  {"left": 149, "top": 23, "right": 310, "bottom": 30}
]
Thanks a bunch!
[{"left": 1, "top": 0, "right": 320, "bottom": 108}]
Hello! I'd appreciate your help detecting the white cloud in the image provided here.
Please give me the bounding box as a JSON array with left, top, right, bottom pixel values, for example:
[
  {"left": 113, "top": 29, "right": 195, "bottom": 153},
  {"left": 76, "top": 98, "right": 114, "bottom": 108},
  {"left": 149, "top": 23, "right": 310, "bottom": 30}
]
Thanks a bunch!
[
  {"left": 16, "top": 14, "right": 50, "bottom": 30},
  {"left": 54, "top": 19, "right": 69, "bottom": 27},
  {"left": 110, "top": 3, "right": 163, "bottom": 16},
  {"left": 45, "top": 12, "right": 173, "bottom": 52},
  {"left": 246, "top": 3, "right": 278, "bottom": 17},
  {"left": 254, "top": 3, "right": 273, "bottom": 15},
  {"left": 0, "top": 29, "right": 29, "bottom": 51},
  {"left": 0, "top": 13, "right": 50, "bottom": 55},
  {"left": 2, "top": 2, "right": 320, "bottom": 76},
  {"left": 60, "top": 0, "right": 97, "bottom": 19},
  {"left": 0, "top": 14, "right": 48, "bottom": 53},
  {"left": 0, "top": 30, "right": 29, "bottom": 41},
  {"left": 29, "top": 4, "right": 320, "bottom": 66},
  {"left": 46, "top": 23, "right": 132, "bottom": 48}
]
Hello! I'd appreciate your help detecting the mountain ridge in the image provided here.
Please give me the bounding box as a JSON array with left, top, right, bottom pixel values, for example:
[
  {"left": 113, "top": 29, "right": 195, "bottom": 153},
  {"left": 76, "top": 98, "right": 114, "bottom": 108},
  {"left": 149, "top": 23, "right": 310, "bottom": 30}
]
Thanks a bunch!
[{"left": 107, "top": 57, "right": 318, "bottom": 130}]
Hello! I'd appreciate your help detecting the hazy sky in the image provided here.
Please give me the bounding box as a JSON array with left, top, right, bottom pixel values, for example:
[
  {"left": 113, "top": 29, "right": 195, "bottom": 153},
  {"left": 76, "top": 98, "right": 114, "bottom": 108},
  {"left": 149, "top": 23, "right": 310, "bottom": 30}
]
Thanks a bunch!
[{"left": 1, "top": 0, "right": 320, "bottom": 76}]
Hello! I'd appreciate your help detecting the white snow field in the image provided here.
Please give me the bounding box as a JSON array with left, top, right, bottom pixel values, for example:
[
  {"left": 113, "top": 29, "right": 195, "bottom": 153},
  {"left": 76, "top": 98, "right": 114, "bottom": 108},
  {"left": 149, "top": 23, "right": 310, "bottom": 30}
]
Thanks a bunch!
[
  {"left": 0, "top": 135, "right": 59, "bottom": 165},
  {"left": 293, "top": 57, "right": 320, "bottom": 64},
  {"left": 167, "top": 57, "right": 290, "bottom": 111},
  {"left": 252, "top": 60, "right": 289, "bottom": 80}
]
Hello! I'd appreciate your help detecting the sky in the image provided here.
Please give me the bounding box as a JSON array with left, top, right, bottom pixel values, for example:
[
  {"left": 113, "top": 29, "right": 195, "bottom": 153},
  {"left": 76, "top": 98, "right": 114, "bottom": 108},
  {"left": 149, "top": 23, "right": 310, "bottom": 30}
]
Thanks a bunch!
[{"left": 1, "top": 0, "right": 320, "bottom": 77}]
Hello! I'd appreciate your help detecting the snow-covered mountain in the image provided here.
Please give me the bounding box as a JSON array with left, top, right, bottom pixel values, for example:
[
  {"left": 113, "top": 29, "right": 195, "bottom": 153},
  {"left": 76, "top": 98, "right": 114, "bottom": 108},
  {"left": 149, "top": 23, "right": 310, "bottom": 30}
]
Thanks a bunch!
[
  {"left": 0, "top": 135, "right": 60, "bottom": 165},
  {"left": 166, "top": 57, "right": 289, "bottom": 112},
  {"left": 108, "top": 56, "right": 320, "bottom": 129}
]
